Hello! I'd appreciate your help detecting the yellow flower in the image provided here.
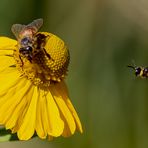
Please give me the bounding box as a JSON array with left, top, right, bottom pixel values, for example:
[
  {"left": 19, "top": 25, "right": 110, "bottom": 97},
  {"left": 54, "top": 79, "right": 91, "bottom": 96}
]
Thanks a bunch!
[{"left": 0, "top": 19, "right": 83, "bottom": 140}]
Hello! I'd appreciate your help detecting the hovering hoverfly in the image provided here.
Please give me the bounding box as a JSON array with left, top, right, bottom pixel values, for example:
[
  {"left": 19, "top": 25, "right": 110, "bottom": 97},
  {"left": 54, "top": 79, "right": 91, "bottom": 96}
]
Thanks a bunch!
[
  {"left": 128, "top": 65, "right": 148, "bottom": 78},
  {"left": 11, "top": 18, "right": 43, "bottom": 62}
]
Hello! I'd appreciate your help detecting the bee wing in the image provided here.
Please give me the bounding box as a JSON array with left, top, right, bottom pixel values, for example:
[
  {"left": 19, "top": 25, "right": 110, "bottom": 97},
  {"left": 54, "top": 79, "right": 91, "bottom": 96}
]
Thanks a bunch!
[
  {"left": 11, "top": 24, "right": 26, "bottom": 39},
  {"left": 11, "top": 19, "right": 43, "bottom": 38},
  {"left": 27, "top": 18, "right": 43, "bottom": 32}
]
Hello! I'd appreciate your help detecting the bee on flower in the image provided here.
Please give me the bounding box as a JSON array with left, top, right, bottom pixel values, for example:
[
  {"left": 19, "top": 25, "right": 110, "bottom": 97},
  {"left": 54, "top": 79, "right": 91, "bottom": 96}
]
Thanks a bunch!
[{"left": 0, "top": 19, "right": 83, "bottom": 140}]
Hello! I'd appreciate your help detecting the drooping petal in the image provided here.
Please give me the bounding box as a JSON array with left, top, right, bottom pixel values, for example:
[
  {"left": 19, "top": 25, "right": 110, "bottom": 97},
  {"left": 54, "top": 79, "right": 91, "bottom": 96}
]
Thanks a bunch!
[
  {"left": 12, "top": 85, "right": 34, "bottom": 134},
  {"left": 35, "top": 88, "right": 47, "bottom": 139},
  {"left": 40, "top": 88, "right": 64, "bottom": 137},
  {"left": 46, "top": 91, "right": 64, "bottom": 137},
  {"left": 60, "top": 113, "right": 74, "bottom": 137},
  {"left": 17, "top": 86, "right": 38, "bottom": 140},
  {"left": 39, "top": 89, "right": 49, "bottom": 138},
  {"left": 0, "top": 37, "right": 17, "bottom": 50},
  {"left": 50, "top": 84, "right": 76, "bottom": 136},
  {"left": 0, "top": 59, "right": 25, "bottom": 128},
  {"left": 54, "top": 81, "right": 83, "bottom": 133}
]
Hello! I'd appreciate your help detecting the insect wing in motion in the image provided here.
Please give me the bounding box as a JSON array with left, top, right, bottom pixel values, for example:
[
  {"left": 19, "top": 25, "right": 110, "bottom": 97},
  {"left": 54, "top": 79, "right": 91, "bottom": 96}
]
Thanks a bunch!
[{"left": 11, "top": 18, "right": 43, "bottom": 39}]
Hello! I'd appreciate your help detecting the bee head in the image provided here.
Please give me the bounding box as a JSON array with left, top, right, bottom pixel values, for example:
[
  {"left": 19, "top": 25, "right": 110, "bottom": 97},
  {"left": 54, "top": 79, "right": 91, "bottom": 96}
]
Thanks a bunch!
[
  {"left": 21, "top": 37, "right": 32, "bottom": 45},
  {"left": 127, "top": 65, "right": 142, "bottom": 77},
  {"left": 19, "top": 36, "right": 33, "bottom": 62}
]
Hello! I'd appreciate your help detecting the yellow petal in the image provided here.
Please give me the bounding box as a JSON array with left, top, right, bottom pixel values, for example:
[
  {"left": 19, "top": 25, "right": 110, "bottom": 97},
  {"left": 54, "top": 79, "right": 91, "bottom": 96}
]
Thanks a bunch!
[
  {"left": 60, "top": 113, "right": 74, "bottom": 137},
  {"left": 0, "top": 36, "right": 16, "bottom": 72},
  {"left": 50, "top": 84, "right": 76, "bottom": 136},
  {"left": 39, "top": 90, "right": 49, "bottom": 138},
  {"left": 17, "top": 86, "right": 38, "bottom": 140},
  {"left": 46, "top": 91, "right": 64, "bottom": 137},
  {"left": 0, "top": 37, "right": 17, "bottom": 50},
  {"left": 0, "top": 78, "right": 26, "bottom": 122},
  {"left": 0, "top": 71, "right": 21, "bottom": 98},
  {"left": 4, "top": 79, "right": 32, "bottom": 129},
  {"left": 63, "top": 97, "right": 83, "bottom": 133},
  {"left": 12, "top": 85, "right": 34, "bottom": 134},
  {"left": 39, "top": 88, "right": 64, "bottom": 137},
  {"left": 56, "top": 81, "right": 83, "bottom": 133},
  {"left": 0, "top": 50, "right": 13, "bottom": 56},
  {"left": 0, "top": 56, "right": 15, "bottom": 72},
  {"left": 35, "top": 88, "right": 47, "bottom": 139}
]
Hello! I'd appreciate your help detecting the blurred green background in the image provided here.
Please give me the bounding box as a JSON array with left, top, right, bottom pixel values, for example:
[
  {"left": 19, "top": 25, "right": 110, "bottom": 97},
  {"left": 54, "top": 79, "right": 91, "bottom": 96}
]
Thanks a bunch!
[{"left": 1, "top": 0, "right": 148, "bottom": 148}]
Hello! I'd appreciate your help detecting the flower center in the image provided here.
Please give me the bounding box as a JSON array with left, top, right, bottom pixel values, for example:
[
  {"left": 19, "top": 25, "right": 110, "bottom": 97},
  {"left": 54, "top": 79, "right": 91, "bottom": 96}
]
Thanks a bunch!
[{"left": 13, "top": 32, "right": 70, "bottom": 88}]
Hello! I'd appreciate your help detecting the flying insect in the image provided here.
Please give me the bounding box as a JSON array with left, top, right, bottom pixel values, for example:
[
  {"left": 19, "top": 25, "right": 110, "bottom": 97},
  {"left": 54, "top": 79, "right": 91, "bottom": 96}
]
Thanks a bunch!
[{"left": 128, "top": 65, "right": 148, "bottom": 78}]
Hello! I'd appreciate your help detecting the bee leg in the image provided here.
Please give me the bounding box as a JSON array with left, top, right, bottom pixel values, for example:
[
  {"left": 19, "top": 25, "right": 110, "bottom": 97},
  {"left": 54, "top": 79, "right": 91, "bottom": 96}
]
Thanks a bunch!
[
  {"left": 5, "top": 54, "right": 13, "bottom": 57},
  {"left": 43, "top": 48, "right": 54, "bottom": 61},
  {"left": 27, "top": 55, "right": 32, "bottom": 63},
  {"left": 9, "top": 65, "right": 16, "bottom": 67},
  {"left": 43, "top": 48, "right": 51, "bottom": 59},
  {"left": 19, "top": 55, "right": 24, "bottom": 68}
]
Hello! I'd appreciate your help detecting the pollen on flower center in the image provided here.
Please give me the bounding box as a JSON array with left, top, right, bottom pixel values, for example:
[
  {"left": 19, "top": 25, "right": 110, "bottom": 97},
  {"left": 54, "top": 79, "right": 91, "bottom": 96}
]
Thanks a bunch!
[{"left": 13, "top": 32, "right": 70, "bottom": 88}]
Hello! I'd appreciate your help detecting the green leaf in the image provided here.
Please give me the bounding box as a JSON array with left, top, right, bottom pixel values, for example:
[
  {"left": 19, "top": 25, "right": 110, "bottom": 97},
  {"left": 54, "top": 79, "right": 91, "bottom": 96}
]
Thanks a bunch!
[
  {"left": 0, "top": 127, "right": 37, "bottom": 142},
  {"left": 0, "top": 128, "right": 19, "bottom": 142}
]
